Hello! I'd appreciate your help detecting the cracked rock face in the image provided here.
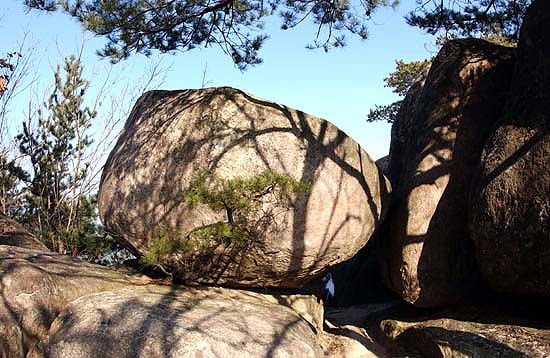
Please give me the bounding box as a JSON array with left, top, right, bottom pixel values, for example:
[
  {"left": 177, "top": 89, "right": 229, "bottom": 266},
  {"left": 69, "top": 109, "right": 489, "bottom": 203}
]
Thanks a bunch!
[{"left": 99, "top": 87, "right": 390, "bottom": 287}]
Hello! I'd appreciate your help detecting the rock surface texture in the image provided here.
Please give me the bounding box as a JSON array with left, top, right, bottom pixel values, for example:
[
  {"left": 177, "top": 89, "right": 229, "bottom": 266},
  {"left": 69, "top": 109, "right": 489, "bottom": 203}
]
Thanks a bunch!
[
  {"left": 99, "top": 87, "right": 390, "bottom": 287},
  {"left": 0, "top": 246, "right": 340, "bottom": 358},
  {"left": 0, "top": 214, "right": 49, "bottom": 251},
  {"left": 380, "top": 317, "right": 550, "bottom": 357},
  {"left": 0, "top": 245, "right": 141, "bottom": 357},
  {"left": 383, "top": 39, "right": 516, "bottom": 307},
  {"left": 326, "top": 299, "right": 550, "bottom": 358},
  {"left": 469, "top": 0, "right": 550, "bottom": 296},
  {"left": 40, "top": 286, "right": 325, "bottom": 358}
]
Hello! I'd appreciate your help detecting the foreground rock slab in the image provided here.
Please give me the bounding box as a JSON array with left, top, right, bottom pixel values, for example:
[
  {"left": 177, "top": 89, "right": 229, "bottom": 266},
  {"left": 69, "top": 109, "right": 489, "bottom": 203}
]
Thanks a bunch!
[
  {"left": 383, "top": 39, "right": 515, "bottom": 307},
  {"left": 380, "top": 317, "right": 549, "bottom": 358},
  {"left": 0, "top": 245, "right": 142, "bottom": 357},
  {"left": 469, "top": 0, "right": 550, "bottom": 296},
  {"left": 0, "top": 214, "right": 48, "bottom": 251},
  {"left": 40, "top": 285, "right": 325, "bottom": 358},
  {"left": 326, "top": 299, "right": 550, "bottom": 358},
  {"left": 99, "top": 86, "right": 390, "bottom": 287}
]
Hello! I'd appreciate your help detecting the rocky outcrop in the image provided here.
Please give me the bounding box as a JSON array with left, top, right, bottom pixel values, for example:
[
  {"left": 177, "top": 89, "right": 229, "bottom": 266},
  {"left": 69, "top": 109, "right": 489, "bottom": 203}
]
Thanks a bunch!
[
  {"left": 383, "top": 39, "right": 516, "bottom": 307},
  {"left": 326, "top": 299, "right": 550, "bottom": 358},
  {"left": 469, "top": 0, "right": 550, "bottom": 296},
  {"left": 0, "top": 246, "right": 342, "bottom": 358},
  {"left": 38, "top": 285, "right": 325, "bottom": 358},
  {"left": 0, "top": 214, "right": 49, "bottom": 251},
  {"left": 99, "top": 87, "right": 390, "bottom": 287},
  {"left": 0, "top": 245, "right": 143, "bottom": 357},
  {"left": 379, "top": 317, "right": 550, "bottom": 357}
]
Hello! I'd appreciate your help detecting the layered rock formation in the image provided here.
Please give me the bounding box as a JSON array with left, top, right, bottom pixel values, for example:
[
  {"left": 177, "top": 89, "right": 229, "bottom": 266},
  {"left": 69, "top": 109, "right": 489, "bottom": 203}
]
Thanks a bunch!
[
  {"left": 469, "top": 0, "right": 550, "bottom": 296},
  {"left": 99, "top": 87, "right": 390, "bottom": 287},
  {"left": 383, "top": 39, "right": 516, "bottom": 307}
]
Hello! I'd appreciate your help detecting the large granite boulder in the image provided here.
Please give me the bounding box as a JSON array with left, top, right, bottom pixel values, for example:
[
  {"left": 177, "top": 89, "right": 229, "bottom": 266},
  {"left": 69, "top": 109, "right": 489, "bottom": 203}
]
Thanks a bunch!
[
  {"left": 99, "top": 87, "right": 390, "bottom": 287},
  {"left": 0, "top": 245, "right": 142, "bottom": 357},
  {"left": 383, "top": 39, "right": 515, "bottom": 307},
  {"left": 38, "top": 285, "right": 325, "bottom": 358},
  {"left": 0, "top": 214, "right": 49, "bottom": 251},
  {"left": 386, "top": 66, "right": 429, "bottom": 191},
  {"left": 469, "top": 0, "right": 550, "bottom": 296}
]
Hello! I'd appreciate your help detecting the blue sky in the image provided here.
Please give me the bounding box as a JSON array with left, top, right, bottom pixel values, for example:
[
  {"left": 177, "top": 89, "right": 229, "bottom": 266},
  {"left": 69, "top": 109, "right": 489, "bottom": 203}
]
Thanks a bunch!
[{"left": 0, "top": 0, "right": 435, "bottom": 160}]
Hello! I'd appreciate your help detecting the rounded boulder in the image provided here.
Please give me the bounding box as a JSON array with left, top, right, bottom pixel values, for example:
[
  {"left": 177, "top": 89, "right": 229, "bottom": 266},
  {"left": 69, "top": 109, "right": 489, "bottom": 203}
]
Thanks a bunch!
[
  {"left": 99, "top": 87, "right": 390, "bottom": 287},
  {"left": 469, "top": 0, "right": 550, "bottom": 296}
]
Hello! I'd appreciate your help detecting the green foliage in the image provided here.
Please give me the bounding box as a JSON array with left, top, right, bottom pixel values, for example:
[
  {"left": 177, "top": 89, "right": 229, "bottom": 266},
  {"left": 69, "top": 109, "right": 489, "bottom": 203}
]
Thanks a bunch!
[
  {"left": 25, "top": 1, "right": 531, "bottom": 69},
  {"left": 140, "top": 170, "right": 311, "bottom": 272},
  {"left": 140, "top": 226, "right": 193, "bottom": 269},
  {"left": 384, "top": 59, "right": 432, "bottom": 97},
  {"left": 366, "top": 101, "right": 403, "bottom": 124},
  {"left": 15, "top": 55, "right": 100, "bottom": 255},
  {"left": 185, "top": 169, "right": 311, "bottom": 218},
  {"left": 188, "top": 221, "right": 247, "bottom": 246},
  {"left": 0, "top": 153, "right": 29, "bottom": 217},
  {"left": 367, "top": 59, "right": 431, "bottom": 123},
  {"left": 186, "top": 169, "right": 311, "bottom": 245},
  {"left": 70, "top": 195, "right": 114, "bottom": 259},
  {"left": 25, "top": 0, "right": 398, "bottom": 69},
  {"left": 367, "top": 15, "right": 521, "bottom": 124},
  {"left": 480, "top": 34, "right": 517, "bottom": 47},
  {"left": 407, "top": 0, "right": 531, "bottom": 43}
]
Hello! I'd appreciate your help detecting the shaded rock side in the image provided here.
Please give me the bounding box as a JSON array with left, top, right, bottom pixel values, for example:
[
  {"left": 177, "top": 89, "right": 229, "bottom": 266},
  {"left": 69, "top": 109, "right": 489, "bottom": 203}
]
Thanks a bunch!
[
  {"left": 0, "top": 214, "right": 49, "bottom": 251},
  {"left": 0, "top": 245, "right": 143, "bottom": 357},
  {"left": 326, "top": 299, "right": 550, "bottom": 358},
  {"left": 387, "top": 66, "right": 429, "bottom": 191},
  {"left": 379, "top": 317, "right": 550, "bottom": 358},
  {"left": 383, "top": 39, "right": 515, "bottom": 307},
  {"left": 375, "top": 156, "right": 389, "bottom": 178},
  {"left": 39, "top": 285, "right": 324, "bottom": 358},
  {"left": 98, "top": 86, "right": 390, "bottom": 287},
  {"left": 469, "top": 0, "right": 550, "bottom": 296},
  {"left": 301, "top": 232, "right": 397, "bottom": 307}
]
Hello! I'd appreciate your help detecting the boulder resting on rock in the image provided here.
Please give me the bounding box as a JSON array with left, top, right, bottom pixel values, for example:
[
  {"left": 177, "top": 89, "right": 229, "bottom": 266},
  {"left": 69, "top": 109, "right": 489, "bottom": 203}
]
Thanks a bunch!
[{"left": 99, "top": 87, "right": 390, "bottom": 287}]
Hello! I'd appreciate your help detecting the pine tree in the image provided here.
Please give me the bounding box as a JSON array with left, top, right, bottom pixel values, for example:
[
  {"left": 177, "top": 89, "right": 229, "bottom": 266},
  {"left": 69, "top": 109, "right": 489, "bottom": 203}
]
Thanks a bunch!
[
  {"left": 367, "top": 6, "right": 524, "bottom": 124},
  {"left": 17, "top": 55, "right": 98, "bottom": 255},
  {"left": 0, "top": 52, "right": 29, "bottom": 217},
  {"left": 140, "top": 170, "right": 311, "bottom": 273},
  {"left": 24, "top": 0, "right": 397, "bottom": 69},
  {"left": 24, "top": 1, "right": 531, "bottom": 69},
  {"left": 367, "top": 59, "right": 431, "bottom": 123}
]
